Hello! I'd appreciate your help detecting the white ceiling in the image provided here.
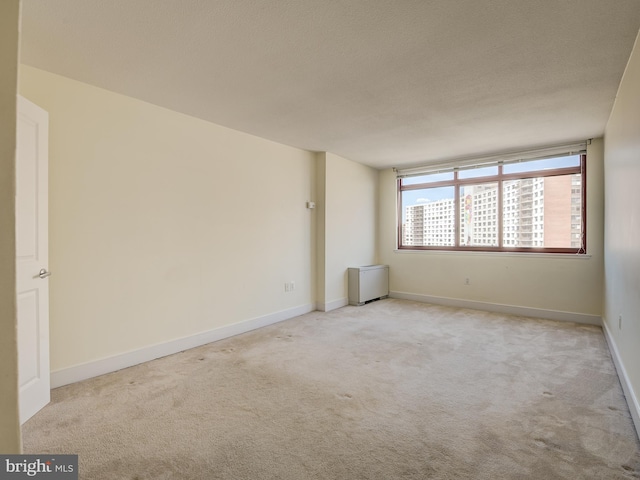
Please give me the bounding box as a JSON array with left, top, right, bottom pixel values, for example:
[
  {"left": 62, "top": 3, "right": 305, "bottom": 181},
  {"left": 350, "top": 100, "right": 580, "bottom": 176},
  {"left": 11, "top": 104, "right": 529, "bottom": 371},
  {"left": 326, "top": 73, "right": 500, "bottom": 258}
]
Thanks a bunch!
[{"left": 19, "top": 0, "right": 640, "bottom": 169}]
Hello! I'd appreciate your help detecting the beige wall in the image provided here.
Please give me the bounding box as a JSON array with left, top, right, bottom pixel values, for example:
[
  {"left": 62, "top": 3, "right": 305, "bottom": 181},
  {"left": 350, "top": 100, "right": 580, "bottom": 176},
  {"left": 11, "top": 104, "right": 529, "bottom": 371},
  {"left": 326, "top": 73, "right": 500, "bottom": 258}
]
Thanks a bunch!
[
  {"left": 379, "top": 139, "right": 604, "bottom": 318},
  {"left": 19, "top": 66, "right": 316, "bottom": 372},
  {"left": 603, "top": 30, "right": 640, "bottom": 426},
  {"left": 316, "top": 152, "right": 378, "bottom": 309},
  {"left": 0, "top": 0, "right": 21, "bottom": 453}
]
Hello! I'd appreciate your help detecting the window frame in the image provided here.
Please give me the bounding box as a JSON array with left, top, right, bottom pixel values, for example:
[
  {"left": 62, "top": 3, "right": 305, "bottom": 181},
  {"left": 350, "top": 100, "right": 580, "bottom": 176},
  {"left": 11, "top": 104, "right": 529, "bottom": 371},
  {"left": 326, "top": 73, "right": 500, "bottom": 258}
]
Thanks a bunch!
[{"left": 397, "top": 154, "right": 587, "bottom": 254}]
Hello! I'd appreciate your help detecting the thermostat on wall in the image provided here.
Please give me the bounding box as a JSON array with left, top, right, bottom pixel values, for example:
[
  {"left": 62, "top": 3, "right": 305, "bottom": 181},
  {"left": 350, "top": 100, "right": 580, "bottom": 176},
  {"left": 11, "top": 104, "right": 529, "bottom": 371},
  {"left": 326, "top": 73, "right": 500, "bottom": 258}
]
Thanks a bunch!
[{"left": 306, "top": 201, "right": 316, "bottom": 209}]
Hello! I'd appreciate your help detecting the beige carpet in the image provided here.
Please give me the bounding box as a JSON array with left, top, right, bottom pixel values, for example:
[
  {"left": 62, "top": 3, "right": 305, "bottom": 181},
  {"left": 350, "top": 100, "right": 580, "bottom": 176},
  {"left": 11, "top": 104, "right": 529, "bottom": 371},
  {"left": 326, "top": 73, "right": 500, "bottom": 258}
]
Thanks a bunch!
[{"left": 23, "top": 299, "right": 640, "bottom": 479}]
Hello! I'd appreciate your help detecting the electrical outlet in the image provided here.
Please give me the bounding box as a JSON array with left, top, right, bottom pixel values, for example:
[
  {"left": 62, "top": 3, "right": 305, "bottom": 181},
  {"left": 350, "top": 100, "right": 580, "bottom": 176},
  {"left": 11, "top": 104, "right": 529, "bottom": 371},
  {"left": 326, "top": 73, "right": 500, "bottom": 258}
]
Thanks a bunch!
[
  {"left": 291, "top": 281, "right": 295, "bottom": 291},
  {"left": 284, "top": 282, "right": 289, "bottom": 292},
  {"left": 464, "top": 277, "right": 470, "bottom": 285}
]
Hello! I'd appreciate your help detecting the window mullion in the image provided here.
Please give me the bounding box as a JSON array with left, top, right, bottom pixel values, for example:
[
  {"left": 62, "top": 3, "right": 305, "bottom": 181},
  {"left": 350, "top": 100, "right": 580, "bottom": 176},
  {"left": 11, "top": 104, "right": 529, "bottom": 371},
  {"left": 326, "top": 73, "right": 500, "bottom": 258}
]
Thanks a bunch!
[
  {"left": 498, "top": 164, "right": 503, "bottom": 248},
  {"left": 455, "top": 182, "right": 460, "bottom": 247},
  {"left": 397, "top": 178, "right": 403, "bottom": 248},
  {"left": 580, "top": 154, "right": 587, "bottom": 253},
  {"left": 455, "top": 170, "right": 460, "bottom": 247}
]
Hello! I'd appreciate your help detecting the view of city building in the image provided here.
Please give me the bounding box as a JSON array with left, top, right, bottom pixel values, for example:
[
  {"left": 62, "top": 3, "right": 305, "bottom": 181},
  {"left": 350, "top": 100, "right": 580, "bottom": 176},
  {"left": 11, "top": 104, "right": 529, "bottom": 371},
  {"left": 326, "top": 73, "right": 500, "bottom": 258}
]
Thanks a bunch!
[{"left": 402, "top": 174, "right": 582, "bottom": 248}]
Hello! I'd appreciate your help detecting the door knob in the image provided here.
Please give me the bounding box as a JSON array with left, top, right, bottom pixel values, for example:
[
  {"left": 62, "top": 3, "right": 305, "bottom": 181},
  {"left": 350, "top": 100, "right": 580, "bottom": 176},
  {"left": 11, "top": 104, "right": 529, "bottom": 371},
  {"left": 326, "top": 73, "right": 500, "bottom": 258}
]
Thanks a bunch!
[{"left": 38, "top": 268, "right": 52, "bottom": 279}]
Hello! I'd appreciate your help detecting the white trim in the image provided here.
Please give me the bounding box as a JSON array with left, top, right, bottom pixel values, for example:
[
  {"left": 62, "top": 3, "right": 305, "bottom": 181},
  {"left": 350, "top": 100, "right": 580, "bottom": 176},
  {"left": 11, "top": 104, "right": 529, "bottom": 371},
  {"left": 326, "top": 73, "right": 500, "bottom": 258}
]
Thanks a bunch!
[
  {"left": 602, "top": 320, "right": 640, "bottom": 439},
  {"left": 389, "top": 291, "right": 601, "bottom": 326},
  {"left": 316, "top": 297, "right": 349, "bottom": 312},
  {"left": 50, "top": 303, "right": 315, "bottom": 388}
]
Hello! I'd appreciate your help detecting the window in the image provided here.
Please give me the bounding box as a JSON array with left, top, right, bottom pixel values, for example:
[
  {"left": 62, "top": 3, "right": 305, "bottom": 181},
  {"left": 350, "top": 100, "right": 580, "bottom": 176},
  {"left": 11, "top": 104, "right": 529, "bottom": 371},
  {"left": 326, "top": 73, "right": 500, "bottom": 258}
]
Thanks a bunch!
[{"left": 397, "top": 153, "right": 586, "bottom": 253}]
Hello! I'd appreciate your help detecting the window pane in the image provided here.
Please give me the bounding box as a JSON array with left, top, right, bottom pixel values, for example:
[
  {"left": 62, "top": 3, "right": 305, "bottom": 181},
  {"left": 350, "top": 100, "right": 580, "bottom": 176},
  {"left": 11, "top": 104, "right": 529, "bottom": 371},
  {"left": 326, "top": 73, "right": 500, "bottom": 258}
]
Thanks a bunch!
[
  {"left": 459, "top": 183, "right": 499, "bottom": 247},
  {"left": 502, "top": 174, "right": 582, "bottom": 248},
  {"left": 503, "top": 155, "right": 580, "bottom": 174},
  {"left": 458, "top": 165, "right": 498, "bottom": 179},
  {"left": 402, "top": 171, "right": 454, "bottom": 186},
  {"left": 401, "top": 187, "right": 455, "bottom": 246}
]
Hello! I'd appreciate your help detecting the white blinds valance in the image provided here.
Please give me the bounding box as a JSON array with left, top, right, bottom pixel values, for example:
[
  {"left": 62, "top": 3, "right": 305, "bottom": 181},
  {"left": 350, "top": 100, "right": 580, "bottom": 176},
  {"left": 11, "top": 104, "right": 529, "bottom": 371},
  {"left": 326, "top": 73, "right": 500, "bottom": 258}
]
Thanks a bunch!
[{"left": 395, "top": 142, "right": 588, "bottom": 178}]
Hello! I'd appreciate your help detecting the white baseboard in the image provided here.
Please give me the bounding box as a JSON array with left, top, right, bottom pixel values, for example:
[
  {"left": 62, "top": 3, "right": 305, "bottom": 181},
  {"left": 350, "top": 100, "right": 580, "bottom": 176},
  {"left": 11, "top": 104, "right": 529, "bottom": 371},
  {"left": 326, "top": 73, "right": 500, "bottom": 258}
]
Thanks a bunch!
[
  {"left": 51, "top": 303, "right": 315, "bottom": 388},
  {"left": 389, "top": 291, "right": 602, "bottom": 326},
  {"left": 602, "top": 320, "right": 640, "bottom": 439},
  {"left": 316, "top": 297, "right": 348, "bottom": 312}
]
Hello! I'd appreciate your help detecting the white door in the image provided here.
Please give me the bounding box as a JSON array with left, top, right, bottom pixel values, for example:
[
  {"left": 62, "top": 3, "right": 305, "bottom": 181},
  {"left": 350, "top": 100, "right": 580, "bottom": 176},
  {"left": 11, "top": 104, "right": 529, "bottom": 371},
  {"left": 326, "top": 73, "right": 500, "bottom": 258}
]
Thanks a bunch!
[{"left": 16, "top": 95, "right": 50, "bottom": 424}]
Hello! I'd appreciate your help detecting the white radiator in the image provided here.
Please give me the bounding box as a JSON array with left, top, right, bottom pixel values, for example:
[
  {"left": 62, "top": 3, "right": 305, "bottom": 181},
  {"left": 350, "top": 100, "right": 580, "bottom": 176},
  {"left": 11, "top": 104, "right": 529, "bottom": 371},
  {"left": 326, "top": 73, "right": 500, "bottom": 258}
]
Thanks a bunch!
[{"left": 348, "top": 265, "right": 389, "bottom": 306}]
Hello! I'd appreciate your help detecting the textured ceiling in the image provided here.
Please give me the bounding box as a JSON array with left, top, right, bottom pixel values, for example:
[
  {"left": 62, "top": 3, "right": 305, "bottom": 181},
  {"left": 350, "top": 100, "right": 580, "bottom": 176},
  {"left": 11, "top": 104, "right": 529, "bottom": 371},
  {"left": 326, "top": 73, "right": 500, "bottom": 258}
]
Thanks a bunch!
[{"left": 19, "top": 0, "right": 640, "bottom": 169}]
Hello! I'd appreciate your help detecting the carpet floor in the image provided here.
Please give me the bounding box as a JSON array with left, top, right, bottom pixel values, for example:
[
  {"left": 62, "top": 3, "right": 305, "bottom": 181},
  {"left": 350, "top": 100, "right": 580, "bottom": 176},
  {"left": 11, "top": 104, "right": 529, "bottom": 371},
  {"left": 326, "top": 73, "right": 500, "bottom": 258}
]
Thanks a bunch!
[{"left": 23, "top": 299, "right": 640, "bottom": 479}]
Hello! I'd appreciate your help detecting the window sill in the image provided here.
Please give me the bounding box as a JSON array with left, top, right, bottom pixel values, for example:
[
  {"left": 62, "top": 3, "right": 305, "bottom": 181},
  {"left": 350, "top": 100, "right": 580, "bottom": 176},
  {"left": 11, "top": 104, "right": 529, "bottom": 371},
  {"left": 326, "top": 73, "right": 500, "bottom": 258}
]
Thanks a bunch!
[{"left": 393, "top": 249, "right": 592, "bottom": 259}]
